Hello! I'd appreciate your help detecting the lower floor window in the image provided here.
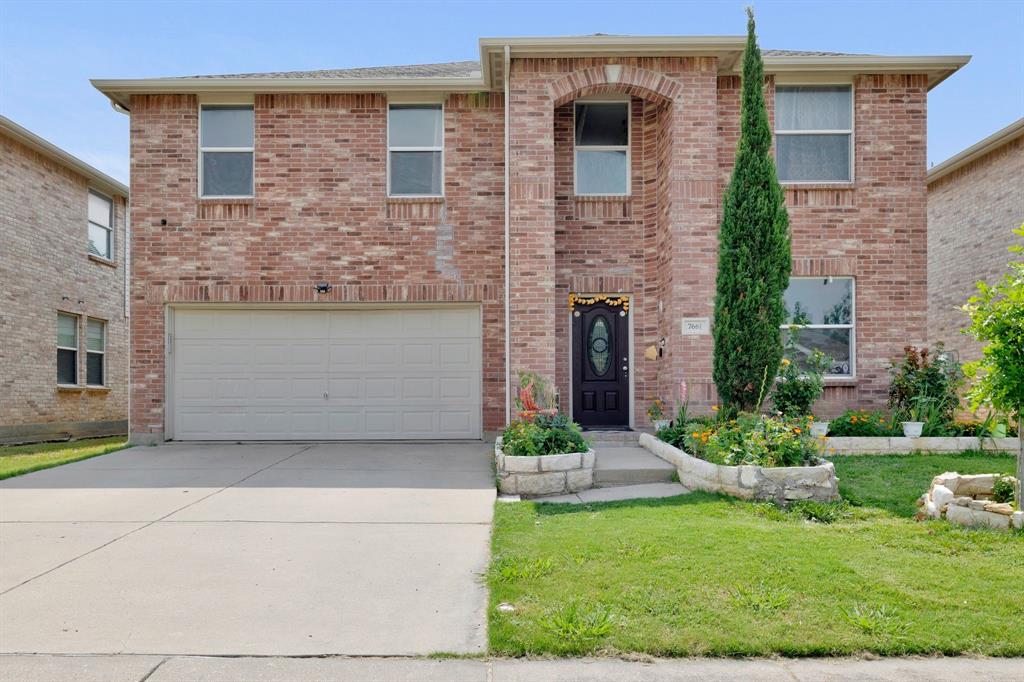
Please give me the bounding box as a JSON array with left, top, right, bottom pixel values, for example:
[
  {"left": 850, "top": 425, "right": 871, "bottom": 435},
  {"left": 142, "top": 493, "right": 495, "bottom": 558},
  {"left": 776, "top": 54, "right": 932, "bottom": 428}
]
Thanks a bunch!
[
  {"left": 87, "top": 318, "right": 106, "bottom": 386},
  {"left": 782, "top": 276, "right": 854, "bottom": 377},
  {"left": 57, "top": 313, "right": 79, "bottom": 384}
]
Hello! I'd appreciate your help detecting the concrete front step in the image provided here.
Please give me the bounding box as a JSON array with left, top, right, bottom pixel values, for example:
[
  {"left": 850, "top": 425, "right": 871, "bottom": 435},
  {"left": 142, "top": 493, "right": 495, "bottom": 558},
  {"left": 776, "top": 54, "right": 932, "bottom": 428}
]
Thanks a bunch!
[
  {"left": 594, "top": 446, "right": 677, "bottom": 486},
  {"left": 534, "top": 482, "right": 689, "bottom": 504},
  {"left": 583, "top": 429, "right": 647, "bottom": 445}
]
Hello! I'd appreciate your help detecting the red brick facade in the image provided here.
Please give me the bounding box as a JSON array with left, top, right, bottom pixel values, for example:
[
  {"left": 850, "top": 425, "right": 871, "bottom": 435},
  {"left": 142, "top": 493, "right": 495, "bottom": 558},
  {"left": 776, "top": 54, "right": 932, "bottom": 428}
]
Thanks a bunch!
[
  {"left": 126, "top": 55, "right": 933, "bottom": 441},
  {"left": 928, "top": 128, "right": 1023, "bottom": 362},
  {"left": 0, "top": 124, "right": 128, "bottom": 442}
]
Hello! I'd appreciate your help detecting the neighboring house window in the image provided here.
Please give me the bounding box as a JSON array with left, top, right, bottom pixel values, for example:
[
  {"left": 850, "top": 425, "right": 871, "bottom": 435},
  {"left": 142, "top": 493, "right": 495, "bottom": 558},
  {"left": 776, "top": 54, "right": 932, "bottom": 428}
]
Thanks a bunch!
[
  {"left": 388, "top": 104, "right": 443, "bottom": 196},
  {"left": 57, "top": 313, "right": 79, "bottom": 385},
  {"left": 782, "top": 277, "right": 854, "bottom": 377},
  {"left": 199, "top": 105, "right": 254, "bottom": 197},
  {"left": 86, "top": 318, "right": 106, "bottom": 386},
  {"left": 775, "top": 86, "right": 853, "bottom": 183},
  {"left": 88, "top": 190, "right": 113, "bottom": 259},
  {"left": 574, "top": 101, "right": 629, "bottom": 195}
]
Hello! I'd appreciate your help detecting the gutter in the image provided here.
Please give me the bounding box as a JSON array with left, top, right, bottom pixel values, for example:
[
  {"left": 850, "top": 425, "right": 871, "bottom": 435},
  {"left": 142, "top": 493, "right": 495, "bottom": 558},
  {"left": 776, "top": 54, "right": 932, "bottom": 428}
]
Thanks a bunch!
[
  {"left": 928, "top": 116, "right": 1024, "bottom": 183},
  {"left": 503, "top": 44, "right": 511, "bottom": 426}
]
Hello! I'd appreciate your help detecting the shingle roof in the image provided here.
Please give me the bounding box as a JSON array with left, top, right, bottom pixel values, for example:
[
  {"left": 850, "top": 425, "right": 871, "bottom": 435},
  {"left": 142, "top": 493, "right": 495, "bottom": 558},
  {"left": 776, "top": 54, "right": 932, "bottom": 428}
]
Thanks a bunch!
[
  {"left": 170, "top": 51, "right": 867, "bottom": 81},
  {"left": 178, "top": 60, "right": 481, "bottom": 80}
]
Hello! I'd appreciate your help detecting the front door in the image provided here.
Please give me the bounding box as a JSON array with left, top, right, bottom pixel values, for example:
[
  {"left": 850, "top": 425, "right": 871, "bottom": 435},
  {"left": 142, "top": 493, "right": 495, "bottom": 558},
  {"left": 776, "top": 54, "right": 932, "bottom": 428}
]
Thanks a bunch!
[{"left": 572, "top": 298, "right": 629, "bottom": 428}]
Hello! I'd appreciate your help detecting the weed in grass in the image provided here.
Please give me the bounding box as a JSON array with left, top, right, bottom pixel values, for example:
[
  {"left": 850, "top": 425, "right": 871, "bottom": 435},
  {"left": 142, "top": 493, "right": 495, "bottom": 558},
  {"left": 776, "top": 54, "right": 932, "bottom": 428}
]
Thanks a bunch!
[
  {"left": 620, "top": 584, "right": 682, "bottom": 619},
  {"left": 788, "top": 500, "right": 853, "bottom": 524},
  {"left": 842, "top": 604, "right": 911, "bottom": 638},
  {"left": 541, "top": 600, "right": 613, "bottom": 652},
  {"left": 750, "top": 502, "right": 789, "bottom": 521},
  {"left": 730, "top": 583, "right": 792, "bottom": 613},
  {"left": 489, "top": 556, "right": 554, "bottom": 583},
  {"left": 615, "top": 539, "right": 655, "bottom": 559}
]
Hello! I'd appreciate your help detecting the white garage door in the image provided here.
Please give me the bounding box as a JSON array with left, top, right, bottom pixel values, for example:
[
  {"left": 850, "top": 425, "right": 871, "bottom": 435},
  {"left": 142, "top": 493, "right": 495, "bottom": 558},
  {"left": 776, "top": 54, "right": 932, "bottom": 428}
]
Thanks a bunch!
[{"left": 170, "top": 307, "right": 482, "bottom": 440}]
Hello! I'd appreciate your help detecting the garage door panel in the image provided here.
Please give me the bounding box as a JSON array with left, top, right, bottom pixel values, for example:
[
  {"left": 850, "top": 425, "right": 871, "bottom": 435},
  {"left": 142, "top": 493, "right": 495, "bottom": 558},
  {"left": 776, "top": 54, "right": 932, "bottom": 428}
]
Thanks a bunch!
[{"left": 172, "top": 307, "right": 481, "bottom": 440}]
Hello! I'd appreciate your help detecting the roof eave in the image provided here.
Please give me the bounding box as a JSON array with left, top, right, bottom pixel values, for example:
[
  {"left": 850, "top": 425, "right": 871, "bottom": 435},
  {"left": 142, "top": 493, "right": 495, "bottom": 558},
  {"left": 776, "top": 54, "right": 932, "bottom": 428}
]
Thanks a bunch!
[
  {"left": 91, "top": 76, "right": 491, "bottom": 111},
  {"left": 0, "top": 116, "right": 128, "bottom": 197},
  {"left": 759, "top": 55, "right": 972, "bottom": 90},
  {"left": 928, "top": 116, "right": 1024, "bottom": 183}
]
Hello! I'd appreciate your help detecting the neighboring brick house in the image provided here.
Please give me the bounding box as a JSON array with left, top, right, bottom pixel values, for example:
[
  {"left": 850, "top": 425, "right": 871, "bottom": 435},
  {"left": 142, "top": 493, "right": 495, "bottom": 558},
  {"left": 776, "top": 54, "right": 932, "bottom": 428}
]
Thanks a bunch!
[
  {"left": 0, "top": 116, "right": 129, "bottom": 444},
  {"left": 927, "top": 117, "right": 1024, "bottom": 362},
  {"left": 91, "top": 35, "right": 968, "bottom": 443}
]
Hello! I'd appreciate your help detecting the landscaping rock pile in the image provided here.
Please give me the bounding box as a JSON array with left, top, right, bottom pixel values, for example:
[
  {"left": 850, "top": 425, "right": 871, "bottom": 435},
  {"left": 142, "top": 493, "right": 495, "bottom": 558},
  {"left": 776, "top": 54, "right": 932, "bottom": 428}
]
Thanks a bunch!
[{"left": 917, "top": 472, "right": 1023, "bottom": 530}]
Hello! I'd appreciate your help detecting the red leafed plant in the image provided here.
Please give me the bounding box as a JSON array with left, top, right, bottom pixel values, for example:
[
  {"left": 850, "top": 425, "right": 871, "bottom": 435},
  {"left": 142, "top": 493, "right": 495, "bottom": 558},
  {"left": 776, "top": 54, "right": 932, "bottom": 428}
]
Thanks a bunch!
[{"left": 515, "top": 371, "right": 558, "bottom": 422}]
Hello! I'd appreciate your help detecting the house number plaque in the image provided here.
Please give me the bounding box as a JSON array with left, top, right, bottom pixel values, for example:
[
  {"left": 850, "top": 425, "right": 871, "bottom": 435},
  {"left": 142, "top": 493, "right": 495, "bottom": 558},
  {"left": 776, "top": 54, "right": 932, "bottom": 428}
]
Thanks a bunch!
[{"left": 681, "top": 317, "right": 710, "bottom": 335}]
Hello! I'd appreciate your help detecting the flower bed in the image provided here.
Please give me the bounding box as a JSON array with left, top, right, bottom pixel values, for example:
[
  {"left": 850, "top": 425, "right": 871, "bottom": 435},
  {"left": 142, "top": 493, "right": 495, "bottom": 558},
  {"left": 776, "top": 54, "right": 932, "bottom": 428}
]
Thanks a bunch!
[
  {"left": 917, "top": 471, "right": 1022, "bottom": 530},
  {"left": 640, "top": 432, "right": 839, "bottom": 504},
  {"left": 495, "top": 437, "right": 595, "bottom": 498},
  {"left": 495, "top": 411, "right": 594, "bottom": 498}
]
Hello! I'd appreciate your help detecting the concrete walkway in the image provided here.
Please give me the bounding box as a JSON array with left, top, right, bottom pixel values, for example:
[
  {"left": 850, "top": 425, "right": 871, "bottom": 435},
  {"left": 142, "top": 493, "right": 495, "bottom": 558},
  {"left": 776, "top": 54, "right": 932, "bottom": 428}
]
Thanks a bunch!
[
  {"left": 1, "top": 654, "right": 1021, "bottom": 681},
  {"left": 0, "top": 442, "right": 495, "bottom": 656}
]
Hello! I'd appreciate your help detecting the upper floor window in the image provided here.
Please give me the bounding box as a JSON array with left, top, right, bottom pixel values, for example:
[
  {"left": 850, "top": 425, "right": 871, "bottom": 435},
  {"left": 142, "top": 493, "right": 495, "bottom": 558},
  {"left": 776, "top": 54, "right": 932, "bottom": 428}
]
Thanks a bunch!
[
  {"left": 388, "top": 104, "right": 443, "bottom": 196},
  {"left": 88, "top": 191, "right": 113, "bottom": 259},
  {"left": 57, "top": 313, "right": 79, "bottom": 385},
  {"left": 574, "top": 101, "right": 629, "bottom": 195},
  {"left": 775, "top": 86, "right": 852, "bottom": 183},
  {"left": 200, "top": 105, "right": 254, "bottom": 198},
  {"left": 782, "top": 276, "right": 855, "bottom": 378}
]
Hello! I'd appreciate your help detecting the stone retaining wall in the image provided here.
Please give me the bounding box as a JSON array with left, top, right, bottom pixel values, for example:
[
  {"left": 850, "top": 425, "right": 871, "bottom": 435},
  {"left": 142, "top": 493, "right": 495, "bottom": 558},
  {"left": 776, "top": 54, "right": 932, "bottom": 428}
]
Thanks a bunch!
[
  {"left": 918, "top": 471, "right": 1023, "bottom": 531},
  {"left": 495, "top": 438, "right": 595, "bottom": 498},
  {"left": 825, "top": 436, "right": 1019, "bottom": 455},
  {"left": 639, "top": 433, "right": 839, "bottom": 504}
]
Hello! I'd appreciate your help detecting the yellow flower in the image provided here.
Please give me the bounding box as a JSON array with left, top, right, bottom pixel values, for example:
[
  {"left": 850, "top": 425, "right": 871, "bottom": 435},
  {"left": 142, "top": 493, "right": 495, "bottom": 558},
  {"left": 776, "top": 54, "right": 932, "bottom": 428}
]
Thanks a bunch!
[
  {"left": 781, "top": 358, "right": 791, "bottom": 366},
  {"left": 711, "top": 405, "right": 719, "bottom": 412},
  {"left": 691, "top": 432, "right": 699, "bottom": 438},
  {"left": 794, "top": 427, "right": 802, "bottom": 434}
]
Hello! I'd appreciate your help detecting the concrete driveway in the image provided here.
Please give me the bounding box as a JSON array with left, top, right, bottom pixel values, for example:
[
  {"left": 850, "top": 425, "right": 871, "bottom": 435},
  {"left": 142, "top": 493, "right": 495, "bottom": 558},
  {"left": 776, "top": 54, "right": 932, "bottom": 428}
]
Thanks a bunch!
[{"left": 0, "top": 442, "right": 495, "bottom": 656}]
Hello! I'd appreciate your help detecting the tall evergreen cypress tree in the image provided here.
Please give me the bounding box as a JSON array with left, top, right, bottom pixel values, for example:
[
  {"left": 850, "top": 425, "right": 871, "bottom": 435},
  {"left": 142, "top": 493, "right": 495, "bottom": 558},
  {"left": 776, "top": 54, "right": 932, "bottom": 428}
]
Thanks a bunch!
[{"left": 712, "top": 8, "right": 791, "bottom": 412}]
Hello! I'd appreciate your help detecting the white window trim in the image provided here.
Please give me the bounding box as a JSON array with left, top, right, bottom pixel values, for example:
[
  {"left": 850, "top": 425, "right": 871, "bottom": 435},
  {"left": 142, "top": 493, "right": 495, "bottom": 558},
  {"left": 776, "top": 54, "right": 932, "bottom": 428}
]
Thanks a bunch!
[
  {"left": 387, "top": 103, "right": 445, "bottom": 199},
  {"left": 198, "top": 104, "right": 255, "bottom": 200},
  {"left": 781, "top": 276, "right": 856, "bottom": 380},
  {"left": 573, "top": 99, "right": 631, "bottom": 197},
  {"left": 775, "top": 84, "right": 855, "bottom": 185},
  {"left": 87, "top": 189, "right": 114, "bottom": 260},
  {"left": 57, "top": 312, "right": 79, "bottom": 387},
  {"left": 86, "top": 317, "right": 107, "bottom": 387}
]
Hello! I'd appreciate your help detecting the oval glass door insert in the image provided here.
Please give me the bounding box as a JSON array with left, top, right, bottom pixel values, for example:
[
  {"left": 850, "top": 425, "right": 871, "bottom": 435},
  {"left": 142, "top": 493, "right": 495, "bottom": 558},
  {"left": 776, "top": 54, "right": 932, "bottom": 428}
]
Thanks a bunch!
[{"left": 588, "top": 316, "right": 611, "bottom": 376}]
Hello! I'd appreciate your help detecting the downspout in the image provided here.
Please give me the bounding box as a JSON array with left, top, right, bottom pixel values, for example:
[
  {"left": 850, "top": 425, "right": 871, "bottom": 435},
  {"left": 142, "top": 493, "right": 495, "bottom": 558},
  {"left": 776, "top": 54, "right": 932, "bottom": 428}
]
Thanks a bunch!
[{"left": 503, "top": 44, "right": 511, "bottom": 426}]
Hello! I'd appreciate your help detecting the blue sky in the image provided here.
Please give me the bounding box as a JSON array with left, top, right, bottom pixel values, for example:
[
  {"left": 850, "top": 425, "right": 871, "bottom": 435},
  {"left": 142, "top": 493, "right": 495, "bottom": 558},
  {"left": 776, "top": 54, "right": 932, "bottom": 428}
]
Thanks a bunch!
[{"left": 2, "top": 0, "right": 1021, "bottom": 183}]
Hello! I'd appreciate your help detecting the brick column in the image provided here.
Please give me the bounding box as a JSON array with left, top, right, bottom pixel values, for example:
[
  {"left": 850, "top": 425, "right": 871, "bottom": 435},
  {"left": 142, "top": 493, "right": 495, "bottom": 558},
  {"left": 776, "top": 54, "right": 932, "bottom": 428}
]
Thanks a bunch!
[
  {"left": 507, "top": 62, "right": 557, "bottom": 401},
  {"left": 663, "top": 58, "right": 721, "bottom": 411}
]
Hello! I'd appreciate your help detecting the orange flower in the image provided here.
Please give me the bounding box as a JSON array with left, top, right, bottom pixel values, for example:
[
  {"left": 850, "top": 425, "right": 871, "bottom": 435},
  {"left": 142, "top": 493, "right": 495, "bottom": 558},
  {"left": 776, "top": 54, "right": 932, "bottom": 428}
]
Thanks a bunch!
[
  {"left": 691, "top": 432, "right": 699, "bottom": 438},
  {"left": 794, "top": 427, "right": 802, "bottom": 434}
]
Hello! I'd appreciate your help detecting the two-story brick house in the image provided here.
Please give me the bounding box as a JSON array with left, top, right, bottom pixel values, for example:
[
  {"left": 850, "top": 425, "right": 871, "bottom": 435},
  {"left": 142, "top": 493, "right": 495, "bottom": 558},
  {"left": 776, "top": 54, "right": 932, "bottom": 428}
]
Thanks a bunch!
[
  {"left": 0, "top": 116, "right": 129, "bottom": 443},
  {"left": 92, "top": 35, "right": 968, "bottom": 444}
]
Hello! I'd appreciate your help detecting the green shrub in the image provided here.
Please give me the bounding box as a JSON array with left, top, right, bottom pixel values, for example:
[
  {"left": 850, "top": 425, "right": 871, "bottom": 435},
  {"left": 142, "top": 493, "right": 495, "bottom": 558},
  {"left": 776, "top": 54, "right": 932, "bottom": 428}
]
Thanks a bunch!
[
  {"left": 770, "top": 335, "right": 829, "bottom": 417},
  {"left": 993, "top": 476, "right": 1016, "bottom": 504},
  {"left": 679, "top": 413, "right": 822, "bottom": 467},
  {"left": 500, "top": 414, "right": 587, "bottom": 457},
  {"left": 827, "top": 410, "right": 900, "bottom": 437},
  {"left": 788, "top": 500, "right": 852, "bottom": 524},
  {"left": 887, "top": 344, "right": 963, "bottom": 421}
]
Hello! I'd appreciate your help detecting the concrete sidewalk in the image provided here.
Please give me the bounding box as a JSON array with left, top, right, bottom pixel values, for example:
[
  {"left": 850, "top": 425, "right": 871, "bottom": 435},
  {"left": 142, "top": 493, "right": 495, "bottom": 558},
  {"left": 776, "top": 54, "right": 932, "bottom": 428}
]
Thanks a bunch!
[{"left": 1, "top": 654, "right": 1021, "bottom": 681}]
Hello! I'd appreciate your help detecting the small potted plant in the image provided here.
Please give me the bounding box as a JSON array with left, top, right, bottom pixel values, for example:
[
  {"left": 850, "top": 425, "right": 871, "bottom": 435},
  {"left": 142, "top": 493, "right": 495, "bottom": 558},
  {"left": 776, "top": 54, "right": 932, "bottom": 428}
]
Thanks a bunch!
[
  {"left": 648, "top": 399, "right": 669, "bottom": 431},
  {"left": 901, "top": 396, "right": 931, "bottom": 438}
]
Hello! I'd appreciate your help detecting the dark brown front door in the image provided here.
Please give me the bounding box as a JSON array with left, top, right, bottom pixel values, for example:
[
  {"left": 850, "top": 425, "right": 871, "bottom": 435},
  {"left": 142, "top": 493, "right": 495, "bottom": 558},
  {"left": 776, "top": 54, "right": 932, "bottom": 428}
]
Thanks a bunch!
[{"left": 572, "top": 299, "right": 629, "bottom": 428}]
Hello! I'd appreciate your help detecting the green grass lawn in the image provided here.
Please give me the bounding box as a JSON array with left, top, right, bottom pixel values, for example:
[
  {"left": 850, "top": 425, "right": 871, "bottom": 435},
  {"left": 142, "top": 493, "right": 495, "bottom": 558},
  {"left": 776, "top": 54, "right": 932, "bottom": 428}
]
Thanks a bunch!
[
  {"left": 832, "top": 451, "right": 1017, "bottom": 517},
  {"left": 0, "top": 436, "right": 130, "bottom": 480},
  {"left": 489, "top": 452, "right": 1023, "bottom": 657}
]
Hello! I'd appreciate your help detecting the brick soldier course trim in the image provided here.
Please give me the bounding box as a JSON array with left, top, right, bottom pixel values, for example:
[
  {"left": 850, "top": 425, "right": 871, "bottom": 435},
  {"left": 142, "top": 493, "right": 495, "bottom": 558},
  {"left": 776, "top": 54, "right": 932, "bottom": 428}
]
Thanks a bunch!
[{"left": 91, "top": 35, "right": 968, "bottom": 442}]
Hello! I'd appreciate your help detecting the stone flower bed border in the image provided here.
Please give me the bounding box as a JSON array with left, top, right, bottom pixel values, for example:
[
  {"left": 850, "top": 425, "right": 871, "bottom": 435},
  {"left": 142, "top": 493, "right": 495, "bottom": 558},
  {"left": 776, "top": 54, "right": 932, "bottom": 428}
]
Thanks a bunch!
[
  {"left": 495, "top": 436, "right": 595, "bottom": 498},
  {"left": 639, "top": 433, "right": 839, "bottom": 504},
  {"left": 919, "top": 471, "right": 1023, "bottom": 531},
  {"left": 825, "top": 436, "right": 1019, "bottom": 455}
]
